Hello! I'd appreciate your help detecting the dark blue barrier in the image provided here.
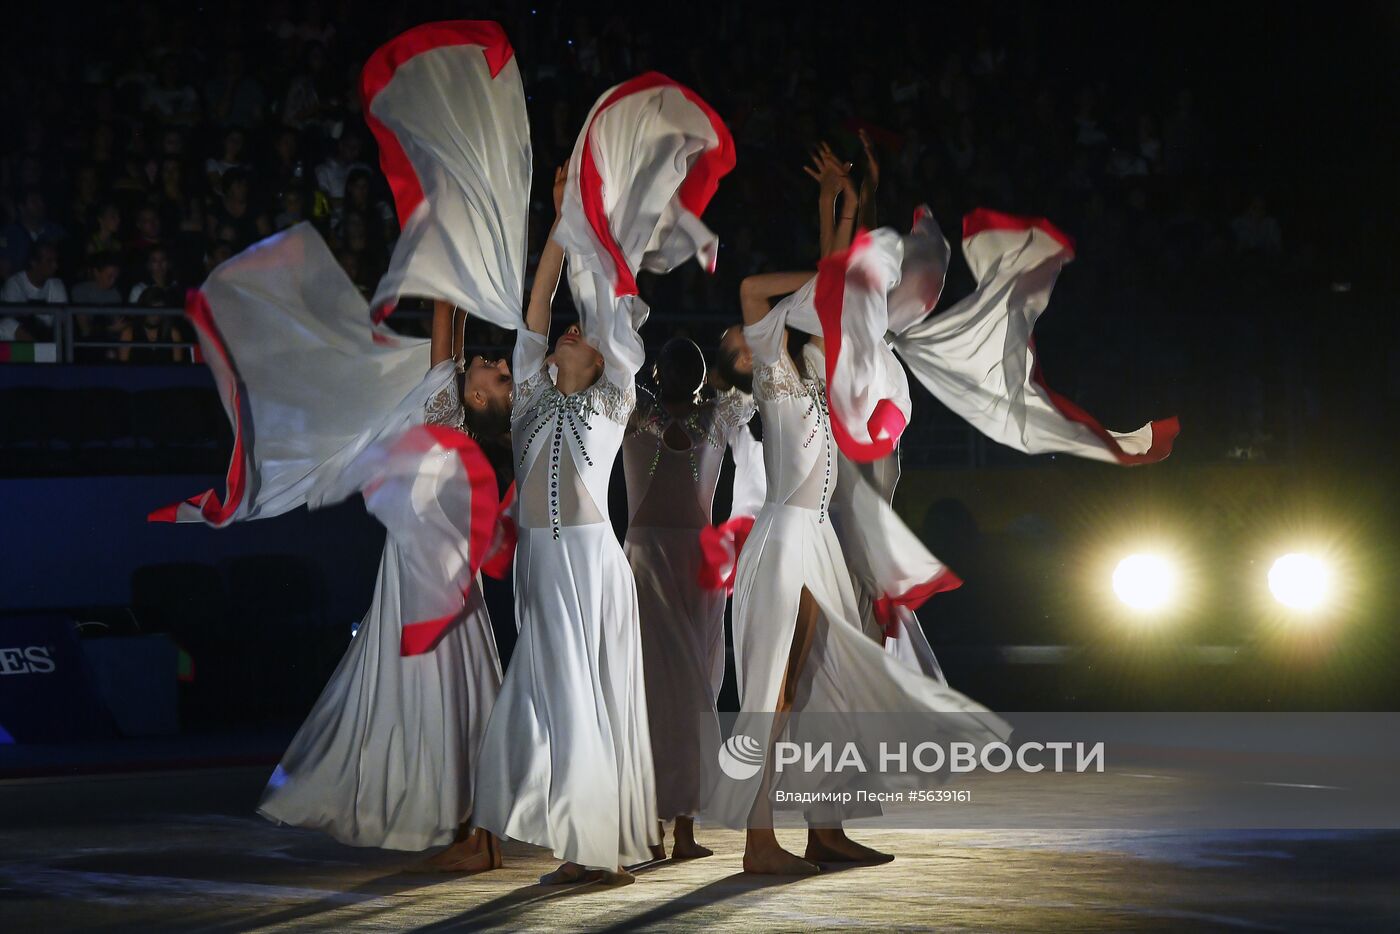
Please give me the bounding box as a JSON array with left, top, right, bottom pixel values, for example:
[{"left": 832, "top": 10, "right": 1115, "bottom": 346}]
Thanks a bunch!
[{"left": 0, "top": 615, "right": 115, "bottom": 743}]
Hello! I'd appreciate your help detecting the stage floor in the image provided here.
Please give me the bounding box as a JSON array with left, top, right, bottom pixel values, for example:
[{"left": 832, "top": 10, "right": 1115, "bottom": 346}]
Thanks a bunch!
[{"left": 1, "top": 767, "right": 1396, "bottom": 932}]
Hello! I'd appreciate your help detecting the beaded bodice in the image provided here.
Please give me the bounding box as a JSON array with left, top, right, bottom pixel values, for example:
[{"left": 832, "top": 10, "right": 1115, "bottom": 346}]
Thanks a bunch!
[
  {"left": 512, "top": 363, "right": 634, "bottom": 539},
  {"left": 752, "top": 352, "right": 834, "bottom": 520},
  {"left": 622, "top": 387, "right": 755, "bottom": 530}
]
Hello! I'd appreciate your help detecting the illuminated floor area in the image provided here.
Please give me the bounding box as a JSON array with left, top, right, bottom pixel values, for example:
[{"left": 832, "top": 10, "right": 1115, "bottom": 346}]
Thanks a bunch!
[{"left": 0, "top": 768, "right": 1396, "bottom": 931}]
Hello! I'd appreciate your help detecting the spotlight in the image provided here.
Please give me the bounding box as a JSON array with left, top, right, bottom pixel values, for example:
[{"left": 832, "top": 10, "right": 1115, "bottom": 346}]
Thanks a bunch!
[
  {"left": 1268, "top": 553, "right": 1331, "bottom": 612},
  {"left": 1112, "top": 554, "right": 1177, "bottom": 612}
]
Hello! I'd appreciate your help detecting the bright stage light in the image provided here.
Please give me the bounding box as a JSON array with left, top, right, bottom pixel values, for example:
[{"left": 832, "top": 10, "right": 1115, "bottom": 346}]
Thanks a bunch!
[
  {"left": 1268, "top": 553, "right": 1331, "bottom": 612},
  {"left": 1112, "top": 554, "right": 1177, "bottom": 612}
]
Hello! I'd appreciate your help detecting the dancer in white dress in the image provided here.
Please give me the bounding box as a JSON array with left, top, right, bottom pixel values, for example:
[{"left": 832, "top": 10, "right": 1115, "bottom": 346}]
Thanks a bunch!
[
  {"left": 471, "top": 169, "right": 656, "bottom": 885},
  {"left": 623, "top": 340, "right": 755, "bottom": 860},
  {"left": 257, "top": 312, "right": 505, "bottom": 864},
  {"left": 153, "top": 223, "right": 507, "bottom": 861},
  {"left": 473, "top": 67, "right": 734, "bottom": 884},
  {"left": 705, "top": 148, "right": 1009, "bottom": 876}
]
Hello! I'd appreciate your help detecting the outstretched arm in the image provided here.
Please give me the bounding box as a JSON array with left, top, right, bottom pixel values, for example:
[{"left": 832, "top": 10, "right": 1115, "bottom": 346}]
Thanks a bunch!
[
  {"left": 740, "top": 271, "right": 815, "bottom": 326},
  {"left": 525, "top": 167, "right": 568, "bottom": 337}
]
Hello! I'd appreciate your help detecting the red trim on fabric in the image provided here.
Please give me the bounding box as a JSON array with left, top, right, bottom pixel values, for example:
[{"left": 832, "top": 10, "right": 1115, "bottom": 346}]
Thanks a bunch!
[
  {"left": 813, "top": 229, "right": 901, "bottom": 463},
  {"left": 482, "top": 481, "right": 517, "bottom": 580},
  {"left": 1028, "top": 337, "right": 1179, "bottom": 465},
  {"left": 698, "top": 515, "right": 755, "bottom": 593},
  {"left": 400, "top": 425, "right": 502, "bottom": 656},
  {"left": 148, "top": 289, "right": 249, "bottom": 525},
  {"left": 874, "top": 567, "right": 964, "bottom": 640},
  {"left": 400, "top": 610, "right": 459, "bottom": 656},
  {"left": 962, "top": 207, "right": 1077, "bottom": 257},
  {"left": 577, "top": 72, "right": 735, "bottom": 298},
  {"left": 360, "top": 21, "right": 516, "bottom": 322}
]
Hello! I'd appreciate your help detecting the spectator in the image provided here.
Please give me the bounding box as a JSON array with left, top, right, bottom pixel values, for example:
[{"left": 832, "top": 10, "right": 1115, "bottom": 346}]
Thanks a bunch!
[
  {"left": 205, "top": 127, "right": 251, "bottom": 192},
  {"left": 71, "top": 252, "right": 124, "bottom": 305},
  {"left": 86, "top": 202, "right": 124, "bottom": 256},
  {"left": 281, "top": 42, "right": 336, "bottom": 133},
  {"left": 127, "top": 204, "right": 163, "bottom": 256},
  {"left": 67, "top": 165, "right": 103, "bottom": 234},
  {"left": 115, "top": 288, "right": 191, "bottom": 363},
  {"left": 1232, "top": 195, "right": 1283, "bottom": 255},
  {"left": 208, "top": 169, "right": 270, "bottom": 250},
  {"left": 266, "top": 127, "right": 307, "bottom": 192},
  {"left": 334, "top": 168, "right": 393, "bottom": 242},
  {"left": 0, "top": 242, "right": 66, "bottom": 341},
  {"left": 205, "top": 48, "right": 266, "bottom": 129},
  {"left": 1, "top": 188, "right": 66, "bottom": 278},
  {"left": 274, "top": 188, "right": 308, "bottom": 230},
  {"left": 128, "top": 245, "right": 178, "bottom": 305},
  {"left": 143, "top": 55, "right": 200, "bottom": 126},
  {"left": 315, "top": 131, "right": 369, "bottom": 203}
]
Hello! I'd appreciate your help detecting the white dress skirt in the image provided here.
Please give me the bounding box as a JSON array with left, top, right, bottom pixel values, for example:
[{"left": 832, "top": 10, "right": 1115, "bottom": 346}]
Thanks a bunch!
[
  {"left": 704, "top": 309, "right": 1009, "bottom": 828},
  {"left": 472, "top": 330, "right": 658, "bottom": 870},
  {"left": 259, "top": 376, "right": 504, "bottom": 851},
  {"left": 622, "top": 387, "right": 754, "bottom": 819}
]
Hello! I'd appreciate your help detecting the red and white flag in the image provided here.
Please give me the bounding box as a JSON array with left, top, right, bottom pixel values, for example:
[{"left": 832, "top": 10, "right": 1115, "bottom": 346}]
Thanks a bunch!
[{"left": 362, "top": 20, "right": 531, "bottom": 328}]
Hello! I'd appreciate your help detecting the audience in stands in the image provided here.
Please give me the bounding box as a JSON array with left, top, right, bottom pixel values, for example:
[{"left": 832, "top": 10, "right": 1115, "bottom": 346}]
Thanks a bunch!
[{"left": 0, "top": 1, "right": 1335, "bottom": 463}]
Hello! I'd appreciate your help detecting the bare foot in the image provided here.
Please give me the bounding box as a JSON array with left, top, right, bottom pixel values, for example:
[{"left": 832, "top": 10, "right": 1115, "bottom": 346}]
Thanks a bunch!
[
  {"left": 420, "top": 828, "right": 501, "bottom": 874},
  {"left": 539, "top": 862, "right": 604, "bottom": 885},
  {"left": 743, "top": 843, "right": 820, "bottom": 875},
  {"left": 671, "top": 838, "right": 713, "bottom": 860},
  {"left": 804, "top": 828, "right": 894, "bottom": 864},
  {"left": 597, "top": 867, "right": 635, "bottom": 887},
  {"left": 670, "top": 817, "right": 713, "bottom": 860}
]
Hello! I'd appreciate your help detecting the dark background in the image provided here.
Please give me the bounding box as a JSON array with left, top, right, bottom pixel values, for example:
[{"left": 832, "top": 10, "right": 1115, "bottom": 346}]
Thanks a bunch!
[{"left": 2, "top": 1, "right": 1397, "bottom": 734}]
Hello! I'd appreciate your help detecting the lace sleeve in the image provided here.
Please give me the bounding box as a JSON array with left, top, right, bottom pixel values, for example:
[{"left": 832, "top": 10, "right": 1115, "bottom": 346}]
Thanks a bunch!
[
  {"left": 424, "top": 376, "right": 465, "bottom": 429},
  {"left": 752, "top": 352, "right": 807, "bottom": 403},
  {"left": 710, "top": 387, "right": 757, "bottom": 444},
  {"left": 629, "top": 384, "right": 661, "bottom": 435}
]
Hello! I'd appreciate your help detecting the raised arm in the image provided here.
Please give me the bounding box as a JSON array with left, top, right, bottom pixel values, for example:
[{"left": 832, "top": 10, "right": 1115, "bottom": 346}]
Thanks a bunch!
[
  {"left": 857, "top": 128, "right": 879, "bottom": 230},
  {"left": 430, "top": 300, "right": 456, "bottom": 367},
  {"left": 524, "top": 167, "right": 568, "bottom": 337},
  {"left": 831, "top": 178, "right": 858, "bottom": 256},
  {"left": 804, "top": 142, "right": 852, "bottom": 258},
  {"left": 740, "top": 271, "right": 815, "bottom": 326}
]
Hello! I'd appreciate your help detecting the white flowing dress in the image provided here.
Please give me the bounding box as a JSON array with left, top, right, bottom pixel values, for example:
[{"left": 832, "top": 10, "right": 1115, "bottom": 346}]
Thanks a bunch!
[
  {"left": 622, "top": 387, "right": 755, "bottom": 820},
  {"left": 258, "top": 374, "right": 504, "bottom": 851},
  {"left": 704, "top": 303, "right": 1009, "bottom": 828},
  {"left": 472, "top": 329, "right": 658, "bottom": 870}
]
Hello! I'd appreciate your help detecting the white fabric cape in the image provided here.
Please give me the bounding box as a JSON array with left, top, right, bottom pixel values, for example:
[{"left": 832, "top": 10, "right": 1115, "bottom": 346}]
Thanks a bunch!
[
  {"left": 151, "top": 223, "right": 500, "bottom": 655},
  {"left": 814, "top": 206, "right": 1179, "bottom": 465},
  {"left": 554, "top": 70, "right": 735, "bottom": 368},
  {"left": 363, "top": 20, "right": 531, "bottom": 327}
]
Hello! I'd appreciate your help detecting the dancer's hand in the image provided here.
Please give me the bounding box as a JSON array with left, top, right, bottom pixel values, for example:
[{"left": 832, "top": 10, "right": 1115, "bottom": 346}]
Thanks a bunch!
[
  {"left": 802, "top": 142, "right": 851, "bottom": 204},
  {"left": 552, "top": 165, "right": 567, "bottom": 215}
]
